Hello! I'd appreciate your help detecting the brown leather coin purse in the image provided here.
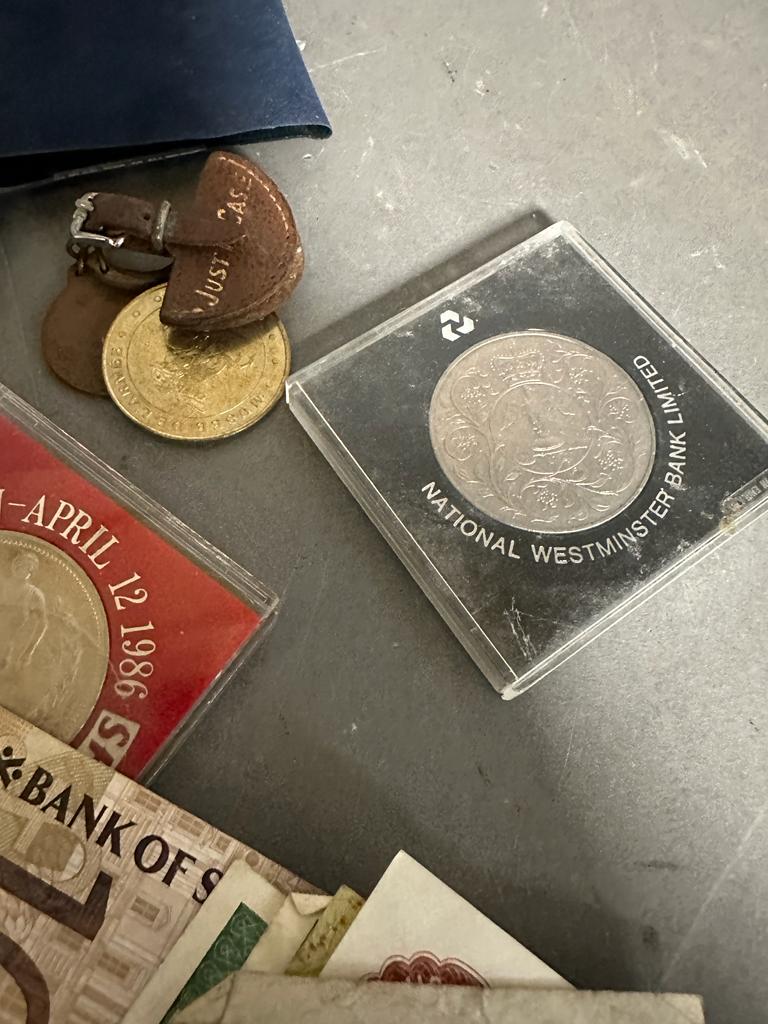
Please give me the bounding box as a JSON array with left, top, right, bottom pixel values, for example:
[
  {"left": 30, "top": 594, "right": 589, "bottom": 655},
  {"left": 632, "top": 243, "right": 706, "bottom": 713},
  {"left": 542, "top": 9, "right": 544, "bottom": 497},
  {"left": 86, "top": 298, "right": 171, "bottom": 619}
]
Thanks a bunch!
[{"left": 77, "top": 151, "right": 303, "bottom": 330}]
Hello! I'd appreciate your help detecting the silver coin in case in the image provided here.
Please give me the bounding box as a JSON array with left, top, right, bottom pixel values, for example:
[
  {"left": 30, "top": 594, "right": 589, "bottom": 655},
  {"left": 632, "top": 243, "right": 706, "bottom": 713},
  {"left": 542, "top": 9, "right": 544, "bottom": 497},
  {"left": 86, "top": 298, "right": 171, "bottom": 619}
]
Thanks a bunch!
[{"left": 429, "top": 330, "right": 656, "bottom": 534}]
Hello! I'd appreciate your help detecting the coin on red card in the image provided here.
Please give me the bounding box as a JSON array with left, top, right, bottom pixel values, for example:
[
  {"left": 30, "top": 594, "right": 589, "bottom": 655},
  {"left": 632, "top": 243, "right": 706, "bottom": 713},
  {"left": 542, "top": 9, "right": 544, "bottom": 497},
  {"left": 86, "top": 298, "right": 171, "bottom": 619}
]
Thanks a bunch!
[
  {"left": 0, "top": 405, "right": 274, "bottom": 779},
  {"left": 0, "top": 530, "right": 109, "bottom": 740}
]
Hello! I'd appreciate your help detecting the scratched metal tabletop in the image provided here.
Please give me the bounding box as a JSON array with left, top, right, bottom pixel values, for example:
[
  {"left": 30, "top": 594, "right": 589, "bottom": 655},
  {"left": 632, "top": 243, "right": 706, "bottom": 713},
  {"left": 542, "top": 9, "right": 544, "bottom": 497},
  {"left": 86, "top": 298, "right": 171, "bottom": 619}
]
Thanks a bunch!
[{"left": 1, "top": 3, "right": 767, "bottom": 1021}]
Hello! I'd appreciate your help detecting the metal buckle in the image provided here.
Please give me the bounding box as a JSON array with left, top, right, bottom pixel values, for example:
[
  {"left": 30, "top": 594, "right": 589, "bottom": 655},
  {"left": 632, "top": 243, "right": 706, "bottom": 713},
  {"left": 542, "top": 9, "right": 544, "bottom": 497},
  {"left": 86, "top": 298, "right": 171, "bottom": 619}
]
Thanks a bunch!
[{"left": 70, "top": 193, "right": 125, "bottom": 251}]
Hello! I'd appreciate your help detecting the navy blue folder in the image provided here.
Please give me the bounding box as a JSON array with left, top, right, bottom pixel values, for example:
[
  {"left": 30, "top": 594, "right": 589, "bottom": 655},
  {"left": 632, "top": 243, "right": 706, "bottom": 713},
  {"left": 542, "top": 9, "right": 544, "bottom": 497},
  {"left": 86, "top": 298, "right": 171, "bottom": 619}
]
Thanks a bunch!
[{"left": 0, "top": 0, "right": 330, "bottom": 188}]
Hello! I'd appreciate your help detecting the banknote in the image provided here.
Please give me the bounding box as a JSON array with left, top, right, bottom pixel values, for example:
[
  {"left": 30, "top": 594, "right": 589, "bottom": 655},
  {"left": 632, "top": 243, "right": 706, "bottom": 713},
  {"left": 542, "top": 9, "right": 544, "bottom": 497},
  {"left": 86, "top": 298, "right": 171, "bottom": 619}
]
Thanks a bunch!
[
  {"left": 123, "top": 860, "right": 286, "bottom": 1024},
  {"left": 243, "top": 891, "right": 330, "bottom": 972},
  {"left": 0, "top": 706, "right": 315, "bottom": 1024},
  {"left": 322, "top": 851, "right": 568, "bottom": 987},
  {"left": 165, "top": 973, "right": 706, "bottom": 1024},
  {"left": 286, "top": 885, "right": 364, "bottom": 977},
  {"left": 175, "top": 891, "right": 331, "bottom": 1023}
]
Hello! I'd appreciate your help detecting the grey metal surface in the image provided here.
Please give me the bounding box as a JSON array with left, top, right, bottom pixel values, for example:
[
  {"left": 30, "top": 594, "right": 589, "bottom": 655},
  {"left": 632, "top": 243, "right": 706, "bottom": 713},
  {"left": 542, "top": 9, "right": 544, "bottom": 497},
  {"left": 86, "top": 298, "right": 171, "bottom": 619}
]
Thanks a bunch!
[{"left": 0, "top": 2, "right": 766, "bottom": 1021}]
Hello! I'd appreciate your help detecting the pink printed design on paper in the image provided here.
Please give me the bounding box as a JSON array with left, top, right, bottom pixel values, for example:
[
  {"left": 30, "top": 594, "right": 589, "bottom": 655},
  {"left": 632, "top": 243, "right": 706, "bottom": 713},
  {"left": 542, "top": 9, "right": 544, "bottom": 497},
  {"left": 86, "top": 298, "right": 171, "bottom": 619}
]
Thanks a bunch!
[{"left": 366, "top": 950, "right": 488, "bottom": 987}]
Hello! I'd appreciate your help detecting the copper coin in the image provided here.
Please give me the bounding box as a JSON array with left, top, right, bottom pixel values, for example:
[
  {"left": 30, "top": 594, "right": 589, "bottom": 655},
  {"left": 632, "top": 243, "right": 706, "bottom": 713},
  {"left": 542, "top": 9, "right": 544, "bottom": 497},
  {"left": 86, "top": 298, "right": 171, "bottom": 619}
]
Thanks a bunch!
[{"left": 42, "top": 267, "right": 136, "bottom": 395}]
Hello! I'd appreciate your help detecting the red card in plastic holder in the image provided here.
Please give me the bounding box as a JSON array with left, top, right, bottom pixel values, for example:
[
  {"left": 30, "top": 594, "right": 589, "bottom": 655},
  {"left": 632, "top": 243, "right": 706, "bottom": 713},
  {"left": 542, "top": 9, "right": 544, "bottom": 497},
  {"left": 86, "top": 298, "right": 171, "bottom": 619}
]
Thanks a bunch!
[{"left": 0, "top": 384, "right": 276, "bottom": 779}]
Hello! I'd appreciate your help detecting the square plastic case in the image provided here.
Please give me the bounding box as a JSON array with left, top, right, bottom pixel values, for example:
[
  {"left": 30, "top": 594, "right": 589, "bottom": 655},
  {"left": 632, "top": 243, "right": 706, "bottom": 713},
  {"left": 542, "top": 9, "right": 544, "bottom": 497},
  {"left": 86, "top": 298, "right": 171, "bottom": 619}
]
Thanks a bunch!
[
  {"left": 287, "top": 222, "right": 768, "bottom": 699},
  {"left": 0, "top": 383, "right": 276, "bottom": 778}
]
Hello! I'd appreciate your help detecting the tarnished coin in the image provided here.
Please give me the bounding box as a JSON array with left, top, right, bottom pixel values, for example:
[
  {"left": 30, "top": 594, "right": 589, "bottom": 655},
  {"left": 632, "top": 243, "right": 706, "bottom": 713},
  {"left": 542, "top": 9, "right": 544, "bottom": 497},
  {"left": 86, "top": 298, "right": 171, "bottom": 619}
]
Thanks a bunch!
[
  {"left": 42, "top": 267, "right": 134, "bottom": 395},
  {"left": 102, "top": 285, "right": 291, "bottom": 441},
  {"left": 0, "top": 531, "right": 109, "bottom": 741},
  {"left": 429, "top": 331, "right": 656, "bottom": 534}
]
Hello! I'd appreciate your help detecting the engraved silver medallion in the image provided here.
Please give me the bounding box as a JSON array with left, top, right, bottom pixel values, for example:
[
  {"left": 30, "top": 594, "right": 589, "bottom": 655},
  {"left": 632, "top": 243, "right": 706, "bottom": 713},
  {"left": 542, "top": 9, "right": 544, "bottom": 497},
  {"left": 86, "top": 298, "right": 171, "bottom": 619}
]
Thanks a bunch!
[
  {"left": 0, "top": 531, "right": 109, "bottom": 740},
  {"left": 429, "top": 331, "right": 656, "bottom": 533}
]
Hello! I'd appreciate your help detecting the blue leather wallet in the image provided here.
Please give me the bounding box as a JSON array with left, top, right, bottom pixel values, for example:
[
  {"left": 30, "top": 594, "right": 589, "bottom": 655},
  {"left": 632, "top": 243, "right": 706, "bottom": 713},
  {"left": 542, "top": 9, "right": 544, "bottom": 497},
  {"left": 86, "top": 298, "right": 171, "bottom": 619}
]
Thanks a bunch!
[{"left": 0, "top": 0, "right": 330, "bottom": 189}]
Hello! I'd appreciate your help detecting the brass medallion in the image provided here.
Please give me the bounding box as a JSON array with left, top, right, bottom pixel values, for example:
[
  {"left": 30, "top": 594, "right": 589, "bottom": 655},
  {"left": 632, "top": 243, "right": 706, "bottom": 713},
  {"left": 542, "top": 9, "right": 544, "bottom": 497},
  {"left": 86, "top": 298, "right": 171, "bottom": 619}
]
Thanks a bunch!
[
  {"left": 0, "top": 532, "right": 109, "bottom": 741},
  {"left": 102, "top": 285, "right": 291, "bottom": 441}
]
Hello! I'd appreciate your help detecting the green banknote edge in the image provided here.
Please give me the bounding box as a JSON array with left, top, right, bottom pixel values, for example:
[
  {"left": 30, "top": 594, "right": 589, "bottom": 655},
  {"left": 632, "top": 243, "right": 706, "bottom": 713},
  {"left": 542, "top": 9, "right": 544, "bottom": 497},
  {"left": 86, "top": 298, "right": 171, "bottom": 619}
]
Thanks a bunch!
[{"left": 161, "top": 903, "right": 268, "bottom": 1023}]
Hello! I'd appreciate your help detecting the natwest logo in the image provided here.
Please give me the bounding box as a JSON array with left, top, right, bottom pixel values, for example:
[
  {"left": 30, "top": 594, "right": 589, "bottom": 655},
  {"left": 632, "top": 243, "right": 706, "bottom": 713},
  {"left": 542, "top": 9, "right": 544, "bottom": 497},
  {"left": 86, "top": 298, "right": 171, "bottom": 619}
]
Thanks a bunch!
[{"left": 440, "top": 309, "right": 475, "bottom": 341}]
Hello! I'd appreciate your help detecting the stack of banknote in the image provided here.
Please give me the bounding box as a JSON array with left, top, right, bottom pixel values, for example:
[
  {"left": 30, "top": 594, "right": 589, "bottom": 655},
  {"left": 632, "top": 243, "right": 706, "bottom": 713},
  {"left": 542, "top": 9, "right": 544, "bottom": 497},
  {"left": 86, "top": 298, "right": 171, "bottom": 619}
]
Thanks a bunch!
[{"left": 0, "top": 706, "right": 704, "bottom": 1023}]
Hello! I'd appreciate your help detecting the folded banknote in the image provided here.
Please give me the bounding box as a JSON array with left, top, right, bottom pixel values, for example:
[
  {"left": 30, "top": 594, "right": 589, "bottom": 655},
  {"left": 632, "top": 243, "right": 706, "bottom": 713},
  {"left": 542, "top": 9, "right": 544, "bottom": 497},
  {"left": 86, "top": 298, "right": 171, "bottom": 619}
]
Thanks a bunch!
[
  {"left": 123, "top": 860, "right": 288, "bottom": 1024},
  {"left": 322, "top": 851, "right": 568, "bottom": 987},
  {"left": 166, "top": 973, "right": 706, "bottom": 1023},
  {"left": 176, "top": 886, "right": 364, "bottom": 1023},
  {"left": 133, "top": 888, "right": 333, "bottom": 1024},
  {"left": 0, "top": 706, "right": 316, "bottom": 1024}
]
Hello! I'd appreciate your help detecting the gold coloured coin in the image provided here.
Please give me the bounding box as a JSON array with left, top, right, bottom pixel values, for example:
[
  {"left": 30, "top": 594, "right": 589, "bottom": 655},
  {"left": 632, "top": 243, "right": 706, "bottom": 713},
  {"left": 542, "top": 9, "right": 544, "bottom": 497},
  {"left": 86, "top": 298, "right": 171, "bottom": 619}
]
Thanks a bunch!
[
  {"left": 102, "top": 284, "right": 291, "bottom": 441},
  {"left": 0, "top": 531, "right": 109, "bottom": 742}
]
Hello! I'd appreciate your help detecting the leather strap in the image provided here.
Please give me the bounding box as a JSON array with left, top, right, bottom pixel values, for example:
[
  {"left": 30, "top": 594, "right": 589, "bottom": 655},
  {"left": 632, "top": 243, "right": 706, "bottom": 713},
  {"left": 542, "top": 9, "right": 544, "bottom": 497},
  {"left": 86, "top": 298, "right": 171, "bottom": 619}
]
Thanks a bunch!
[{"left": 83, "top": 193, "right": 245, "bottom": 254}]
